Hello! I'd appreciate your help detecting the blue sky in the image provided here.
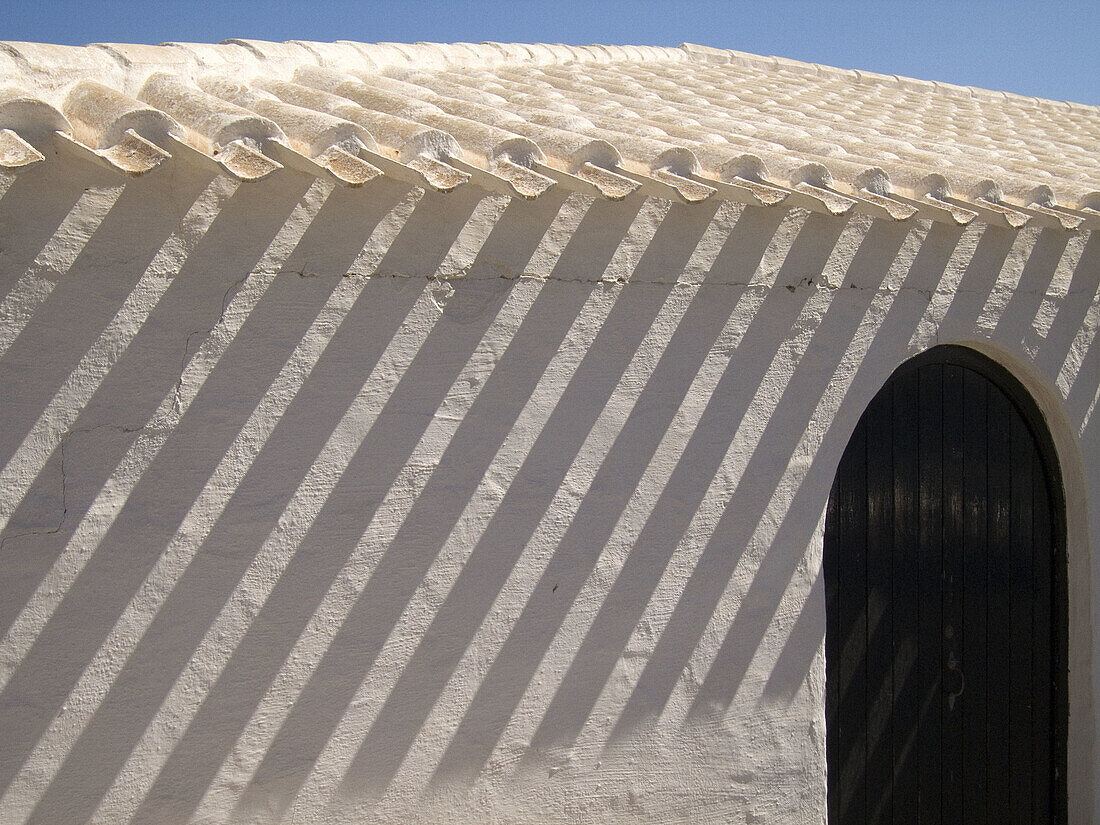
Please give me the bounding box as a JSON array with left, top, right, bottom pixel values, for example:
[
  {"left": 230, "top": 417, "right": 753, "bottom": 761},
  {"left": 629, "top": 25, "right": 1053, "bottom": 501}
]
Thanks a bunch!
[{"left": 7, "top": 0, "right": 1099, "bottom": 105}]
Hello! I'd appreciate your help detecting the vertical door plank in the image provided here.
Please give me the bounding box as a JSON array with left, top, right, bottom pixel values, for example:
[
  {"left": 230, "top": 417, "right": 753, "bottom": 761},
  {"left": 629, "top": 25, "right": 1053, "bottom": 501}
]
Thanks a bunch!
[
  {"left": 1009, "top": 414, "right": 1035, "bottom": 824},
  {"left": 891, "top": 368, "right": 921, "bottom": 825},
  {"left": 837, "top": 417, "right": 869, "bottom": 823},
  {"left": 961, "top": 369, "right": 988, "bottom": 825},
  {"left": 1030, "top": 455, "right": 1053, "bottom": 822},
  {"left": 940, "top": 365, "right": 965, "bottom": 823},
  {"left": 986, "top": 387, "right": 1012, "bottom": 822},
  {"left": 865, "top": 387, "right": 895, "bottom": 824},
  {"left": 916, "top": 364, "right": 943, "bottom": 825}
]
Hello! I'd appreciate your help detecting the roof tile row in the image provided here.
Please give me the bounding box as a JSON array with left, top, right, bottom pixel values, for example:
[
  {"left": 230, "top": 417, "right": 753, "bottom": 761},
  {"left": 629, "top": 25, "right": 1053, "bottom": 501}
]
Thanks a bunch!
[{"left": 1, "top": 39, "right": 1097, "bottom": 230}]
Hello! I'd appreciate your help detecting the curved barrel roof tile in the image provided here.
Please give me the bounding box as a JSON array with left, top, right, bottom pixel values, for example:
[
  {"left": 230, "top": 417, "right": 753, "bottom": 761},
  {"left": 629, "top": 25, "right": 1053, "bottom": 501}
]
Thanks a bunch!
[{"left": 1, "top": 38, "right": 1097, "bottom": 228}]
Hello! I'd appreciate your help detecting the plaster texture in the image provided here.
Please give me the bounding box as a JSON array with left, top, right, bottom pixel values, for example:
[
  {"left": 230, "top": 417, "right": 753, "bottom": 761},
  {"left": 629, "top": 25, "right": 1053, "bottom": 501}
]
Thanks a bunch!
[{"left": 0, "top": 83, "right": 1097, "bottom": 825}]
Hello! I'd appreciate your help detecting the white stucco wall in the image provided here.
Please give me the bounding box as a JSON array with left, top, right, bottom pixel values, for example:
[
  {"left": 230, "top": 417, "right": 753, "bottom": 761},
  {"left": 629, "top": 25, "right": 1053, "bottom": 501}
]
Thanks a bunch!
[{"left": 0, "top": 157, "right": 1095, "bottom": 825}]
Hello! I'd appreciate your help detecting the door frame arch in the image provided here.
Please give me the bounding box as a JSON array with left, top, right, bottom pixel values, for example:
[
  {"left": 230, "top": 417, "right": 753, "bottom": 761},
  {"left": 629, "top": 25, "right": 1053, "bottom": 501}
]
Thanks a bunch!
[{"left": 823, "top": 342, "right": 1071, "bottom": 822}]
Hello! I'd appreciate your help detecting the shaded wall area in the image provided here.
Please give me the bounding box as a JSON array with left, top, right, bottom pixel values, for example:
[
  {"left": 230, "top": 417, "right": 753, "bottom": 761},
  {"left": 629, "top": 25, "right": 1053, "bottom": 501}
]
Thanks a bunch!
[{"left": 0, "top": 158, "right": 1096, "bottom": 825}]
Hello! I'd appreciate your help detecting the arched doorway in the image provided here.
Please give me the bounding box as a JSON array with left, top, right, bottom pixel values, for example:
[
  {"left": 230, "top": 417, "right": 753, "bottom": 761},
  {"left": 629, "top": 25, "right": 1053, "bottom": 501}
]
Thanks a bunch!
[{"left": 824, "top": 345, "right": 1067, "bottom": 824}]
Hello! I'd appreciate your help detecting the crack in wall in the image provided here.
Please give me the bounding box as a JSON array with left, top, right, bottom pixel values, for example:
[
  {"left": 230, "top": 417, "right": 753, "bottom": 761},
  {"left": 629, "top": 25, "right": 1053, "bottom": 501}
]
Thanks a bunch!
[
  {"left": 0, "top": 422, "right": 152, "bottom": 552},
  {"left": 170, "top": 272, "right": 251, "bottom": 417},
  {"left": 247, "top": 256, "right": 1093, "bottom": 293},
  {"left": 0, "top": 437, "right": 68, "bottom": 550}
]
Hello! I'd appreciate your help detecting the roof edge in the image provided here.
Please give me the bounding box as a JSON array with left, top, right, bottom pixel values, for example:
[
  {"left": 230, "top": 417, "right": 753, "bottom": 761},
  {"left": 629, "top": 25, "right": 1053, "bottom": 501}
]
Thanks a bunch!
[
  {"left": 679, "top": 41, "right": 1095, "bottom": 112},
  {"left": 3, "top": 39, "right": 1095, "bottom": 112}
]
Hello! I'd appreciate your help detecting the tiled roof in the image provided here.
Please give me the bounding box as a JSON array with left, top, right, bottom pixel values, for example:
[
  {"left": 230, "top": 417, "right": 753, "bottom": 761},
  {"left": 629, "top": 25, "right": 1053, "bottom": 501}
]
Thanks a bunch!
[{"left": 2, "top": 39, "right": 1098, "bottom": 230}]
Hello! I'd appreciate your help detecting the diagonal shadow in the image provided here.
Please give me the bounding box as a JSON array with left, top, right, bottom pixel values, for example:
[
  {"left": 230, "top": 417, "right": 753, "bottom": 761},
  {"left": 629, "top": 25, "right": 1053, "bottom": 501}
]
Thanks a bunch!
[
  {"left": 0, "top": 170, "right": 352, "bottom": 804},
  {"left": 0, "top": 170, "right": 218, "bottom": 472},
  {"left": 763, "top": 565, "right": 825, "bottom": 704},
  {"left": 759, "top": 223, "right": 970, "bottom": 706},
  {"left": 338, "top": 199, "right": 732, "bottom": 801},
  {"left": 463, "top": 189, "right": 573, "bottom": 279},
  {"left": 523, "top": 214, "right": 881, "bottom": 754},
  {"left": 508, "top": 207, "right": 789, "bottom": 756},
  {"left": 752, "top": 222, "right": 1078, "bottom": 820},
  {"left": 373, "top": 185, "right": 504, "bottom": 278},
  {"left": 0, "top": 162, "right": 119, "bottom": 300},
  {"left": 991, "top": 229, "right": 1070, "bottom": 348},
  {"left": 1066, "top": 319, "right": 1100, "bottom": 424},
  {"left": 19, "top": 181, "right": 468, "bottom": 825},
  {"left": 615, "top": 220, "right": 966, "bottom": 738},
  {"left": 933, "top": 224, "right": 1016, "bottom": 341},
  {"left": 694, "top": 217, "right": 1071, "bottom": 720},
  {"left": 221, "top": 196, "right": 645, "bottom": 823},
  {"left": 686, "top": 223, "right": 916, "bottom": 716},
  {"left": 424, "top": 211, "right": 850, "bottom": 787},
  {"left": 119, "top": 191, "right": 605, "bottom": 825},
  {"left": 1033, "top": 233, "right": 1100, "bottom": 379},
  {"left": 0, "top": 169, "right": 300, "bottom": 636},
  {"left": 809, "top": 225, "right": 1094, "bottom": 823},
  {"left": 605, "top": 218, "right": 912, "bottom": 741},
  {"left": 1080, "top": 373, "right": 1100, "bottom": 459}
]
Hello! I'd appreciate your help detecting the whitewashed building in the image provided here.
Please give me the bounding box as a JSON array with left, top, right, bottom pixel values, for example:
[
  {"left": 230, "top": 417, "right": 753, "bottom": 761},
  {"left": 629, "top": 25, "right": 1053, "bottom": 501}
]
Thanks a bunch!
[{"left": 0, "top": 39, "right": 1097, "bottom": 825}]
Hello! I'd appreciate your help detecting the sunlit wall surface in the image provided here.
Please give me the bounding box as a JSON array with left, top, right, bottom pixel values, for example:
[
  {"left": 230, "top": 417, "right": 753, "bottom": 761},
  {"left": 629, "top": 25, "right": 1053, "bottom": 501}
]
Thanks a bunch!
[{"left": 0, "top": 158, "right": 1096, "bottom": 824}]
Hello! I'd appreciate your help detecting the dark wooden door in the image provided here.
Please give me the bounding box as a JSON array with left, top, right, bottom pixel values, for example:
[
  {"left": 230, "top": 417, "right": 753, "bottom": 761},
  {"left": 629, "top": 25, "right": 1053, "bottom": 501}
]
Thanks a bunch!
[{"left": 825, "top": 346, "right": 1066, "bottom": 825}]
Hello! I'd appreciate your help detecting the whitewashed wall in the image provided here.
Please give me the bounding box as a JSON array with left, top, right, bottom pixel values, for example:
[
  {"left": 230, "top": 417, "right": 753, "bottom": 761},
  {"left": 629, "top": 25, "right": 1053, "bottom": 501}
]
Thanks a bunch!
[{"left": 0, "top": 157, "right": 1095, "bottom": 825}]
